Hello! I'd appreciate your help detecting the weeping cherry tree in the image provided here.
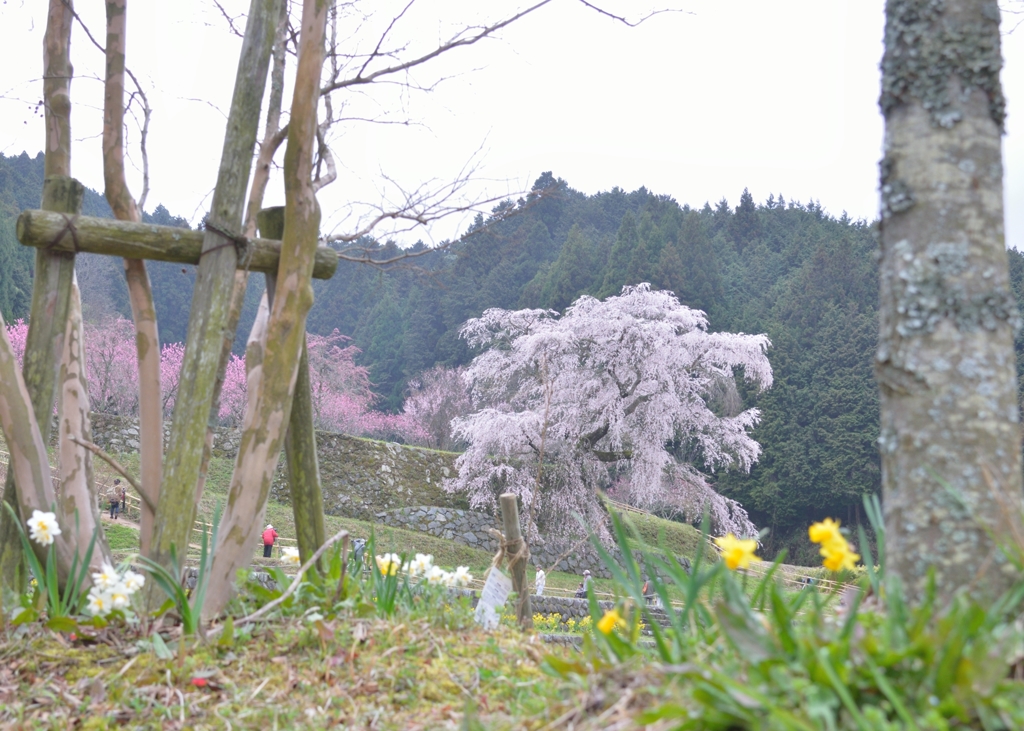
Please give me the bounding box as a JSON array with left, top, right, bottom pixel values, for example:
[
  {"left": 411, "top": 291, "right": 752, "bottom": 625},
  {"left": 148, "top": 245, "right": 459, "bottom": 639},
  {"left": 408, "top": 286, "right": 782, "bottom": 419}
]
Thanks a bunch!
[{"left": 445, "top": 284, "right": 772, "bottom": 540}]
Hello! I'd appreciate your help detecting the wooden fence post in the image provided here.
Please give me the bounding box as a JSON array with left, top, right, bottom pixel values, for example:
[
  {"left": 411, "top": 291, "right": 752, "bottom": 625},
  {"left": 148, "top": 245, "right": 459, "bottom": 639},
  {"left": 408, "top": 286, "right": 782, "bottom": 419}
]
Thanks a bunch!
[{"left": 499, "top": 493, "right": 532, "bottom": 630}]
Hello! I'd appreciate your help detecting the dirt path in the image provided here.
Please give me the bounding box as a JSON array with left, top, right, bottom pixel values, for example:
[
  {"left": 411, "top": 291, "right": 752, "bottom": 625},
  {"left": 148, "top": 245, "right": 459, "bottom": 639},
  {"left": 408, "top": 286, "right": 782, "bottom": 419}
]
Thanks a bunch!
[{"left": 99, "top": 511, "right": 141, "bottom": 531}]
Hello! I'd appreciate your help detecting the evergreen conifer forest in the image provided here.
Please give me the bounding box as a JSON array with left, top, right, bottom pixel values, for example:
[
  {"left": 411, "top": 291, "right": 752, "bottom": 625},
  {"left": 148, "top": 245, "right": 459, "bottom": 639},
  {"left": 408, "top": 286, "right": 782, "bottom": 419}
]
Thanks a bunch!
[{"left": 4, "top": 152, "right": 1024, "bottom": 561}]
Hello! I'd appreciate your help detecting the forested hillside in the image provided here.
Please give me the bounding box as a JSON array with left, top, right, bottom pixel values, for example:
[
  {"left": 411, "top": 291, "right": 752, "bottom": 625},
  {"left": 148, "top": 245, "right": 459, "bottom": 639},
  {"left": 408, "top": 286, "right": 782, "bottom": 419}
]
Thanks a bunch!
[
  {"left": 0, "top": 152, "right": 261, "bottom": 346},
  {"left": 5, "top": 153, "right": 1024, "bottom": 558}
]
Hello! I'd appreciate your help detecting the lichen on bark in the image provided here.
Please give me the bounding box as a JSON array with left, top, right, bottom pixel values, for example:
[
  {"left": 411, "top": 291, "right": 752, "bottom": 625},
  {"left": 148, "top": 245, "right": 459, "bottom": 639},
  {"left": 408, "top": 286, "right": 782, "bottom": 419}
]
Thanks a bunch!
[{"left": 881, "top": 0, "right": 1005, "bottom": 129}]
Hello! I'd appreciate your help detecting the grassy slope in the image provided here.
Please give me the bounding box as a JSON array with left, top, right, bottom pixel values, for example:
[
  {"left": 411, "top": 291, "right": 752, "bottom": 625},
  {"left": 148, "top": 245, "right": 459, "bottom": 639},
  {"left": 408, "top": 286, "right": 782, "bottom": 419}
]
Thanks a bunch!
[
  {"left": 1, "top": 614, "right": 567, "bottom": 729},
  {"left": 94, "top": 450, "right": 707, "bottom": 599}
]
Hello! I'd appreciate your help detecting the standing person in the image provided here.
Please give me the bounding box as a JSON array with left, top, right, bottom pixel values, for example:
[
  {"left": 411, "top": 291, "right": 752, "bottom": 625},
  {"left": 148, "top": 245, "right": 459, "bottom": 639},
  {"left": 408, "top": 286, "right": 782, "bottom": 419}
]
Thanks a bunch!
[
  {"left": 262, "top": 524, "right": 278, "bottom": 558},
  {"left": 108, "top": 486, "right": 120, "bottom": 520},
  {"left": 534, "top": 569, "right": 546, "bottom": 597},
  {"left": 116, "top": 479, "right": 126, "bottom": 514}
]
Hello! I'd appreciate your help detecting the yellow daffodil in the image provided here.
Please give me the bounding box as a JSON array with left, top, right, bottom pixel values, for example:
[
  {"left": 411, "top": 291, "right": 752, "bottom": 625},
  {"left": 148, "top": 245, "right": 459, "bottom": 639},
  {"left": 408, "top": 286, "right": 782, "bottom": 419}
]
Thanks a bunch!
[
  {"left": 808, "top": 517, "right": 860, "bottom": 571},
  {"left": 597, "top": 608, "right": 625, "bottom": 635},
  {"left": 821, "top": 542, "right": 860, "bottom": 572},
  {"left": 714, "top": 533, "right": 760, "bottom": 570},
  {"left": 808, "top": 518, "right": 843, "bottom": 546},
  {"left": 375, "top": 554, "right": 400, "bottom": 576}
]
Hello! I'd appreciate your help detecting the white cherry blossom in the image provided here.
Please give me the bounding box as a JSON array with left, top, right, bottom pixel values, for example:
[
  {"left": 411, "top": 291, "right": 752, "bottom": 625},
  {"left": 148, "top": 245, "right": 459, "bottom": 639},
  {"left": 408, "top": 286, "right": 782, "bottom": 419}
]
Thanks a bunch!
[{"left": 447, "top": 284, "right": 770, "bottom": 539}]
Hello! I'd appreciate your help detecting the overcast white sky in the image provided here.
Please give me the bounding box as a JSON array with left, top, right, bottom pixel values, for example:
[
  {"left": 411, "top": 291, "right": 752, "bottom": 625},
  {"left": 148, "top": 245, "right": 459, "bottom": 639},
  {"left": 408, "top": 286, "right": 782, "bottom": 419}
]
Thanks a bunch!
[{"left": 0, "top": 0, "right": 1022, "bottom": 249}]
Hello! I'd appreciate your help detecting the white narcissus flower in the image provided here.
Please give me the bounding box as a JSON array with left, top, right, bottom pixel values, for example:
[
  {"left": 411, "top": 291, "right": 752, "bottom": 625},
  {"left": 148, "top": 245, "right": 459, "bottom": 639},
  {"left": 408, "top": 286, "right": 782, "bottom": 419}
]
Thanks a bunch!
[
  {"left": 92, "top": 562, "right": 120, "bottom": 591},
  {"left": 425, "top": 565, "right": 448, "bottom": 585},
  {"left": 450, "top": 566, "right": 472, "bottom": 588},
  {"left": 110, "top": 585, "right": 131, "bottom": 610},
  {"left": 86, "top": 587, "right": 113, "bottom": 617},
  {"left": 120, "top": 569, "right": 145, "bottom": 593},
  {"left": 409, "top": 553, "right": 434, "bottom": 577},
  {"left": 27, "top": 510, "right": 61, "bottom": 547},
  {"left": 282, "top": 547, "right": 301, "bottom": 565}
]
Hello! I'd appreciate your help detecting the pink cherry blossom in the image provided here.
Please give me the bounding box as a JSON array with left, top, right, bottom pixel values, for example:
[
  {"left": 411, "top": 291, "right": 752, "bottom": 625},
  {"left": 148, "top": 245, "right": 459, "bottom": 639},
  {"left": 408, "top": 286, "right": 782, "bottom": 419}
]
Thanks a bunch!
[
  {"left": 402, "top": 366, "right": 473, "bottom": 450},
  {"left": 4, "top": 319, "right": 28, "bottom": 366}
]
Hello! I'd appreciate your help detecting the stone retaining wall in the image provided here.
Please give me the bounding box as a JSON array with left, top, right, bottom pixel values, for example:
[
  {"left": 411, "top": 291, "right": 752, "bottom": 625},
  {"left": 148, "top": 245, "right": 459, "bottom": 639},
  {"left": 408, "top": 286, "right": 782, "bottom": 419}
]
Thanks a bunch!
[
  {"left": 88, "top": 413, "right": 242, "bottom": 458},
  {"left": 84, "top": 413, "right": 466, "bottom": 520}
]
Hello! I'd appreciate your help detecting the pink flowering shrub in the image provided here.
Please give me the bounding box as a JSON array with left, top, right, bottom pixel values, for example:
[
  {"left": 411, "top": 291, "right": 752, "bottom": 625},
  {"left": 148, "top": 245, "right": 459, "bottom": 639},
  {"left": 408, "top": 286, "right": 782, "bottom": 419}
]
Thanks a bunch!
[
  {"left": 10, "top": 315, "right": 416, "bottom": 441},
  {"left": 402, "top": 366, "right": 473, "bottom": 451},
  {"left": 159, "top": 342, "right": 185, "bottom": 416},
  {"left": 4, "top": 319, "right": 28, "bottom": 366},
  {"left": 83, "top": 317, "right": 140, "bottom": 416}
]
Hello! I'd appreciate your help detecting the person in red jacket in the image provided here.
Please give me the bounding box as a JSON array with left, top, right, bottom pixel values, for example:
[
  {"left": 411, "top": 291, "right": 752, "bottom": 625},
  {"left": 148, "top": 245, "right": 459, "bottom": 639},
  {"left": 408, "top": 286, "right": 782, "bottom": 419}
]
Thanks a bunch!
[{"left": 262, "top": 524, "right": 278, "bottom": 558}]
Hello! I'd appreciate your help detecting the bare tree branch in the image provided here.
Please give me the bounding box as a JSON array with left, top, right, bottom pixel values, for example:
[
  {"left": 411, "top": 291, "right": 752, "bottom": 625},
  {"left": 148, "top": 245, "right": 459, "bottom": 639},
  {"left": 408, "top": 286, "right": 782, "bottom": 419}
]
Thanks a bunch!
[
  {"left": 575, "top": 0, "right": 691, "bottom": 27},
  {"left": 124, "top": 69, "right": 151, "bottom": 211},
  {"left": 320, "top": 0, "right": 555, "bottom": 94},
  {"left": 63, "top": 0, "right": 151, "bottom": 211},
  {"left": 212, "top": 0, "right": 247, "bottom": 38},
  {"left": 331, "top": 183, "right": 556, "bottom": 266},
  {"left": 69, "top": 436, "right": 155, "bottom": 512}
]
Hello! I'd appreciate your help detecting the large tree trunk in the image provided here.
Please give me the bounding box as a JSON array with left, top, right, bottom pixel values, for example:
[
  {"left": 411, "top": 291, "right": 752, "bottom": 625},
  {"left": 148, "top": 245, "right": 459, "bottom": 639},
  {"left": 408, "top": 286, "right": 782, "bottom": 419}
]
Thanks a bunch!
[
  {"left": 146, "top": 0, "right": 283, "bottom": 604},
  {"left": 203, "top": 0, "right": 329, "bottom": 619},
  {"left": 0, "top": 0, "right": 79, "bottom": 589},
  {"left": 877, "top": 0, "right": 1023, "bottom": 600},
  {"left": 103, "top": 0, "right": 162, "bottom": 555}
]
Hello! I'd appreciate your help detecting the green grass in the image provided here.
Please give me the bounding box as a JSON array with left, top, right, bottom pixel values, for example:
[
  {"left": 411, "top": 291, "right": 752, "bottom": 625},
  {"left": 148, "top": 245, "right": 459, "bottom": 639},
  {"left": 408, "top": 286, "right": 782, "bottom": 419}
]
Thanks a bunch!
[
  {"left": 611, "top": 507, "right": 705, "bottom": 557},
  {"left": 103, "top": 522, "right": 140, "bottom": 552}
]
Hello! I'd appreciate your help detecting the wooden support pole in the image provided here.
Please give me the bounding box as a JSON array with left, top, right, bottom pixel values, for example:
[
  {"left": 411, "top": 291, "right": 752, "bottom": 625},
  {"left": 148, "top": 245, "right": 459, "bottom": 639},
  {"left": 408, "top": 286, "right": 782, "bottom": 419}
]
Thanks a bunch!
[
  {"left": 17, "top": 209, "right": 338, "bottom": 280},
  {"left": 0, "top": 177, "right": 83, "bottom": 589},
  {"left": 499, "top": 493, "right": 532, "bottom": 630},
  {"left": 0, "top": 0, "right": 80, "bottom": 589},
  {"left": 202, "top": 0, "right": 330, "bottom": 619},
  {"left": 257, "top": 206, "right": 326, "bottom": 568},
  {"left": 148, "top": 0, "right": 283, "bottom": 602}
]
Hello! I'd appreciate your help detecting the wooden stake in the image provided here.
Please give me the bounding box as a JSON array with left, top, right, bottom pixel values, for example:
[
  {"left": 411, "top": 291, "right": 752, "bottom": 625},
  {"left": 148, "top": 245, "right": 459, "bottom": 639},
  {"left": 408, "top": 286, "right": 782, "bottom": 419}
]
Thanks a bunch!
[
  {"left": 499, "top": 493, "right": 532, "bottom": 629},
  {"left": 258, "top": 206, "right": 326, "bottom": 569}
]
